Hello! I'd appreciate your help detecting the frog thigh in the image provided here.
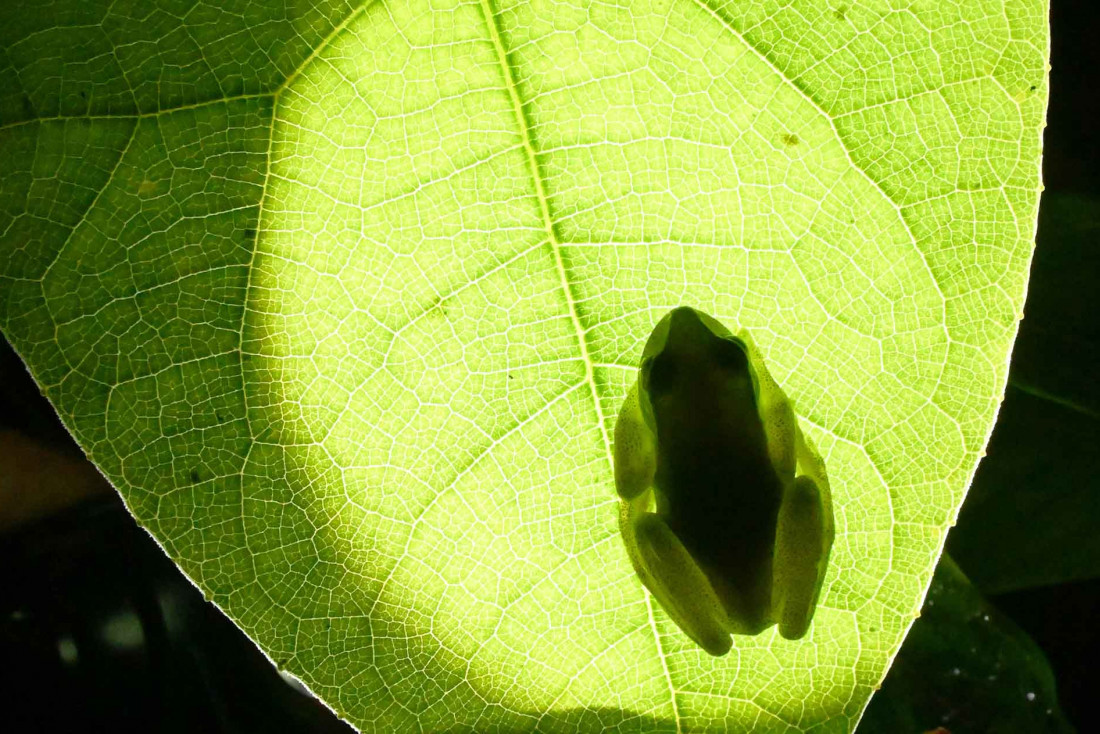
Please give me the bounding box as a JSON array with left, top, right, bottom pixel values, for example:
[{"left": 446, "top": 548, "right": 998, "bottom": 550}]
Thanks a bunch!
[
  {"left": 633, "top": 513, "right": 732, "bottom": 656},
  {"left": 772, "top": 475, "right": 831, "bottom": 640}
]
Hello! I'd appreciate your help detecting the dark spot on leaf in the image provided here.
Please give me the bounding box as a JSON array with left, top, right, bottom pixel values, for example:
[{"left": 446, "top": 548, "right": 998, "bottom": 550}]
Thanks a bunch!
[
  {"left": 781, "top": 133, "right": 800, "bottom": 147},
  {"left": 427, "top": 296, "right": 448, "bottom": 318},
  {"left": 1029, "top": 85, "right": 1037, "bottom": 92},
  {"left": 834, "top": 5, "right": 847, "bottom": 20},
  {"left": 21, "top": 95, "right": 34, "bottom": 118},
  {"left": 189, "top": 469, "right": 201, "bottom": 483},
  {"left": 243, "top": 227, "right": 256, "bottom": 240}
]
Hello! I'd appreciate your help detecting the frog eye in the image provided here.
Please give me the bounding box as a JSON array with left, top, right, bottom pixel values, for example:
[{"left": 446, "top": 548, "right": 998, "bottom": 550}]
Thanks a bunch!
[
  {"left": 714, "top": 336, "right": 760, "bottom": 396},
  {"left": 646, "top": 352, "right": 679, "bottom": 395},
  {"left": 712, "top": 337, "right": 749, "bottom": 371}
]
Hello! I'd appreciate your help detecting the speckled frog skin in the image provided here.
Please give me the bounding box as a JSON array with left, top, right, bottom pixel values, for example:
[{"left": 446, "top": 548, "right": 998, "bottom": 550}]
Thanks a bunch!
[{"left": 613, "top": 307, "right": 833, "bottom": 656}]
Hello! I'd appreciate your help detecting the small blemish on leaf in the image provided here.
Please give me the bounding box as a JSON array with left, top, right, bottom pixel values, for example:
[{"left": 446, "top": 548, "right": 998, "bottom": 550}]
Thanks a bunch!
[
  {"left": 833, "top": 5, "right": 847, "bottom": 20},
  {"left": 427, "top": 296, "right": 449, "bottom": 319},
  {"left": 137, "top": 180, "right": 161, "bottom": 198},
  {"left": 243, "top": 227, "right": 256, "bottom": 241},
  {"left": 189, "top": 469, "right": 201, "bottom": 483},
  {"left": 781, "top": 133, "right": 800, "bottom": 147}
]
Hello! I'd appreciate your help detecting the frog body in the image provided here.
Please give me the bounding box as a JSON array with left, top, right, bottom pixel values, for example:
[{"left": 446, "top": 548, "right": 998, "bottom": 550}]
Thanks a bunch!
[{"left": 613, "top": 307, "right": 833, "bottom": 656}]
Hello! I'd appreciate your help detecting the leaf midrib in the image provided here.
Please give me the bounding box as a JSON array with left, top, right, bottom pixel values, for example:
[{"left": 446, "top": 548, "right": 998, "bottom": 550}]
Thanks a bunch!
[{"left": 477, "top": 0, "right": 681, "bottom": 724}]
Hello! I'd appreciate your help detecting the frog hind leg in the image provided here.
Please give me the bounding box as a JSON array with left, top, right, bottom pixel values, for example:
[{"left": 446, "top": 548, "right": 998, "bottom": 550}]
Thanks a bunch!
[
  {"left": 631, "top": 512, "right": 732, "bottom": 656},
  {"left": 772, "top": 474, "right": 832, "bottom": 640}
]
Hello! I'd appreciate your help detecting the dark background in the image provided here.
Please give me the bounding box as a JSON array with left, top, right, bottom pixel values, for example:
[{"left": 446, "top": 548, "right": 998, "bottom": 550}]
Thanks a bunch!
[{"left": 1, "top": 1, "right": 1096, "bottom": 732}]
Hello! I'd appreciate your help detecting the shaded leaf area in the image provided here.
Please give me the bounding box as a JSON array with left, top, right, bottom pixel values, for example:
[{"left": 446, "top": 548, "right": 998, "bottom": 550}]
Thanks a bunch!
[
  {"left": 0, "top": 493, "right": 357, "bottom": 734},
  {"left": 861, "top": 556, "right": 1074, "bottom": 734},
  {"left": 947, "top": 193, "right": 1100, "bottom": 592},
  {"left": 0, "top": 0, "right": 355, "bottom": 122},
  {"left": 0, "top": 0, "right": 1049, "bottom": 731}
]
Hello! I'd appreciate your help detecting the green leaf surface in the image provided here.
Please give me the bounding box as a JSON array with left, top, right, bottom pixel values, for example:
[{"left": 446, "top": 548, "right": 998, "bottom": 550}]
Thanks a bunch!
[{"left": 0, "top": 0, "right": 1049, "bottom": 731}]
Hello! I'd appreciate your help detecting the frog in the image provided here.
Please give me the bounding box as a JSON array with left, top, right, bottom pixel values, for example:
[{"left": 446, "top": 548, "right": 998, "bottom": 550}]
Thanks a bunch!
[{"left": 613, "top": 306, "right": 833, "bottom": 656}]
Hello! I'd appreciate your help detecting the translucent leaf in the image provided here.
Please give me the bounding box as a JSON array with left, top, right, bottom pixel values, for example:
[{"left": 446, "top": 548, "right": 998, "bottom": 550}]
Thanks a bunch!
[{"left": 0, "top": 0, "right": 1049, "bottom": 730}]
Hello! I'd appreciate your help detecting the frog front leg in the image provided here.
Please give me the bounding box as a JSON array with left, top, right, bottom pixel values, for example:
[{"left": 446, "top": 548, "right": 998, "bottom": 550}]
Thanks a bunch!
[
  {"left": 612, "top": 386, "right": 655, "bottom": 499},
  {"left": 772, "top": 427, "right": 834, "bottom": 640}
]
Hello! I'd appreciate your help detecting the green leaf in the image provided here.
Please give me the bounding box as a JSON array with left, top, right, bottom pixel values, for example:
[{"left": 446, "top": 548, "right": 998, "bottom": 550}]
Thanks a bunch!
[{"left": 0, "top": 0, "right": 1049, "bottom": 731}]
